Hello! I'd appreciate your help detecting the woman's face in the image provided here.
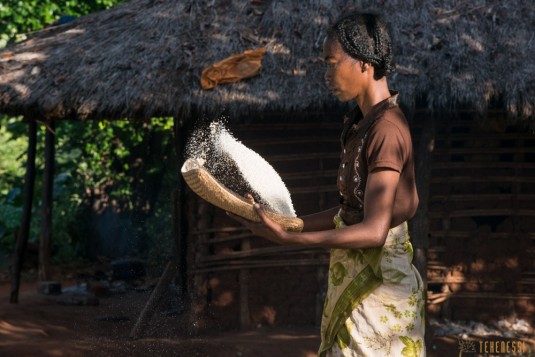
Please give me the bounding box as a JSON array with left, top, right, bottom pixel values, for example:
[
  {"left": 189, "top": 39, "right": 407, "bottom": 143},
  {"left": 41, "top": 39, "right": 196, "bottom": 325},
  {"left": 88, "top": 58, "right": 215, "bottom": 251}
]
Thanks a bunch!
[{"left": 323, "top": 35, "right": 366, "bottom": 102}]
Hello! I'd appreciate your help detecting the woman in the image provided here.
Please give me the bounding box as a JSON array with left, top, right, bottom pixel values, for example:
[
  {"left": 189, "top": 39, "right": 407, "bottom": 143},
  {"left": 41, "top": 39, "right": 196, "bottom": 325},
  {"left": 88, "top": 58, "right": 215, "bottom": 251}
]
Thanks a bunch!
[{"left": 230, "top": 12, "right": 425, "bottom": 357}]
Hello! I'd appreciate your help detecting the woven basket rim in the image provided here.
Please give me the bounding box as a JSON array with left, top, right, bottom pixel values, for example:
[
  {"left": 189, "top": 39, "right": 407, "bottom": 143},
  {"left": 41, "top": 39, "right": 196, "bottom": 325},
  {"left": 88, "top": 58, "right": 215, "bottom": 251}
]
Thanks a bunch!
[{"left": 181, "top": 158, "right": 303, "bottom": 232}]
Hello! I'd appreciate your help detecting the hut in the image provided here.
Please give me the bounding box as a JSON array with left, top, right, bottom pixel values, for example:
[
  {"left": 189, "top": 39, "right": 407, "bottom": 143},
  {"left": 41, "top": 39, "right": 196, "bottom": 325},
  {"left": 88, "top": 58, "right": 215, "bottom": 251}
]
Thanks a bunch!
[{"left": 1, "top": 0, "right": 534, "bottom": 332}]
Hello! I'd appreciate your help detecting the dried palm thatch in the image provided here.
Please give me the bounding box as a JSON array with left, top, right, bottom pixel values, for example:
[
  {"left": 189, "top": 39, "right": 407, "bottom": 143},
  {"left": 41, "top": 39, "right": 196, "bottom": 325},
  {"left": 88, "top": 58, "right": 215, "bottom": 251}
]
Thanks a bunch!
[{"left": 0, "top": 0, "right": 533, "bottom": 121}]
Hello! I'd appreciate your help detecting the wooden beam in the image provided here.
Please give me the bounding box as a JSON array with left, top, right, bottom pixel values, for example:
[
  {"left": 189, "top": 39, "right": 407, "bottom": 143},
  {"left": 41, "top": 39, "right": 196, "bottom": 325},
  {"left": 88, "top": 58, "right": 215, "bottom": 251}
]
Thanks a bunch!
[
  {"left": 10, "top": 120, "right": 37, "bottom": 303},
  {"left": 198, "top": 244, "right": 320, "bottom": 263},
  {"left": 265, "top": 152, "right": 339, "bottom": 162},
  {"left": 191, "top": 226, "right": 248, "bottom": 235},
  {"left": 434, "top": 147, "right": 535, "bottom": 155},
  {"left": 432, "top": 162, "right": 535, "bottom": 169},
  {"left": 239, "top": 238, "right": 250, "bottom": 330},
  {"left": 429, "top": 209, "right": 535, "bottom": 218},
  {"left": 291, "top": 186, "right": 338, "bottom": 194},
  {"left": 431, "top": 194, "right": 535, "bottom": 202},
  {"left": 242, "top": 136, "right": 339, "bottom": 146},
  {"left": 189, "top": 199, "right": 212, "bottom": 333},
  {"left": 191, "top": 258, "right": 330, "bottom": 274},
  {"left": 173, "top": 115, "right": 190, "bottom": 299},
  {"left": 39, "top": 121, "right": 55, "bottom": 281},
  {"left": 428, "top": 231, "right": 535, "bottom": 239},
  {"left": 412, "top": 114, "right": 435, "bottom": 274},
  {"left": 129, "top": 261, "right": 177, "bottom": 339},
  {"left": 411, "top": 113, "right": 435, "bottom": 346},
  {"left": 431, "top": 176, "right": 535, "bottom": 184}
]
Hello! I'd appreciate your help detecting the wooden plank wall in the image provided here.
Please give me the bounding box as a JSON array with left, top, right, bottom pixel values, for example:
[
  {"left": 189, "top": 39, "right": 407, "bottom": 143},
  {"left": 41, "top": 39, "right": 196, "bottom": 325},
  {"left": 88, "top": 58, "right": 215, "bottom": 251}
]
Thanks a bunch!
[
  {"left": 186, "top": 108, "right": 535, "bottom": 330},
  {"left": 187, "top": 112, "right": 342, "bottom": 330},
  {"left": 418, "top": 109, "right": 535, "bottom": 323}
]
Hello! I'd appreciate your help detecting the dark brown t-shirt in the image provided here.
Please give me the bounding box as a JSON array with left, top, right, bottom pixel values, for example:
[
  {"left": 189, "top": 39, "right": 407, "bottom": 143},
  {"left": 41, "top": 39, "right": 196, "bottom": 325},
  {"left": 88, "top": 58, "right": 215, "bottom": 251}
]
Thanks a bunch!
[{"left": 337, "top": 92, "right": 419, "bottom": 227}]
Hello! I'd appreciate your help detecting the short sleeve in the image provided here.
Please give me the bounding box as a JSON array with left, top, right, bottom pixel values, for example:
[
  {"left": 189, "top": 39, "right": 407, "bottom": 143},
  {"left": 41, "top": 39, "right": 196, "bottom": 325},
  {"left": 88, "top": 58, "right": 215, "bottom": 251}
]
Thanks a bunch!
[{"left": 366, "top": 118, "right": 408, "bottom": 173}]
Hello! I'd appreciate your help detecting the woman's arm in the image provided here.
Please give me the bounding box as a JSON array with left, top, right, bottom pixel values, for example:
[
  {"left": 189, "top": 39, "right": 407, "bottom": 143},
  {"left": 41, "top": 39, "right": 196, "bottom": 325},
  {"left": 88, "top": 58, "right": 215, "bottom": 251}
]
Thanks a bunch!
[
  {"left": 299, "top": 206, "right": 339, "bottom": 232},
  {"left": 230, "top": 167, "right": 400, "bottom": 249}
]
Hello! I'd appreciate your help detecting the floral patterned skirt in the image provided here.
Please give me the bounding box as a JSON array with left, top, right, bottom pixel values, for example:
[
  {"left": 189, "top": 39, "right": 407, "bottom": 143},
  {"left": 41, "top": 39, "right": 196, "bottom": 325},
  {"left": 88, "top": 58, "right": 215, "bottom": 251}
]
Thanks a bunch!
[{"left": 318, "top": 215, "right": 426, "bottom": 357}]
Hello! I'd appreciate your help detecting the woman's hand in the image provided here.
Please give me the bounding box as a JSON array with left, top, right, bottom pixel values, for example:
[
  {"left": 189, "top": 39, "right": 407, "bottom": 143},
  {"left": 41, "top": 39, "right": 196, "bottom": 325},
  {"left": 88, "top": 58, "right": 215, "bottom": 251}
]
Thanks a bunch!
[{"left": 226, "top": 203, "right": 291, "bottom": 245}]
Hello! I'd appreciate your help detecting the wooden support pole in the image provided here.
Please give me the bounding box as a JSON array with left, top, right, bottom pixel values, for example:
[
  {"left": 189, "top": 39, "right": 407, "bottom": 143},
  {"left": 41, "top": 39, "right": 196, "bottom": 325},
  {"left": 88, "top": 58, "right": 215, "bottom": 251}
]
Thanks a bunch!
[
  {"left": 172, "top": 116, "right": 189, "bottom": 297},
  {"left": 39, "top": 121, "right": 55, "bottom": 281},
  {"left": 413, "top": 114, "right": 435, "bottom": 277},
  {"left": 129, "top": 261, "right": 177, "bottom": 339},
  {"left": 239, "top": 237, "right": 250, "bottom": 330},
  {"left": 412, "top": 113, "right": 435, "bottom": 344},
  {"left": 128, "top": 116, "right": 189, "bottom": 339},
  {"left": 189, "top": 199, "right": 211, "bottom": 333},
  {"left": 10, "top": 120, "right": 37, "bottom": 303}
]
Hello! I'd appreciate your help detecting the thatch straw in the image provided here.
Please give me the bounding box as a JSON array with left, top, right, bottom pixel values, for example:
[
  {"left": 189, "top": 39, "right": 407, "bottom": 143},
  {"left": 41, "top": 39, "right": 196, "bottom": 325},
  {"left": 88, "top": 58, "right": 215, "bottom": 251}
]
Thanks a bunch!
[{"left": 0, "top": 0, "right": 533, "bottom": 121}]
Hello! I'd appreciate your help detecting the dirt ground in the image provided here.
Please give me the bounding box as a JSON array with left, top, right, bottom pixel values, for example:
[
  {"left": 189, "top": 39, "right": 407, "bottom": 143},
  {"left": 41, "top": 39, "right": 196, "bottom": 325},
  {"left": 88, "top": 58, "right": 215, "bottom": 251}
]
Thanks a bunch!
[
  {"left": 0, "top": 278, "right": 532, "bottom": 357},
  {"left": 0, "top": 278, "right": 322, "bottom": 357}
]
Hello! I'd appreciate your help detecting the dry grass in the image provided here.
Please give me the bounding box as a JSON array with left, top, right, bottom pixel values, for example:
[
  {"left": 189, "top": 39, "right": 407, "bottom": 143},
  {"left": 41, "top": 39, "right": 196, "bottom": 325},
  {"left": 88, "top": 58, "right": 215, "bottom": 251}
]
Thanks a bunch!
[{"left": 0, "top": 0, "right": 533, "bottom": 121}]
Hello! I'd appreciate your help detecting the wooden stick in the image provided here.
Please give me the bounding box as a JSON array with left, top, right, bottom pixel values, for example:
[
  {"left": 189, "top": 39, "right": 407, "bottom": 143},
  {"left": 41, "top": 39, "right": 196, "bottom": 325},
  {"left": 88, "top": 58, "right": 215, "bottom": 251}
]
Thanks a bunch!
[
  {"left": 191, "top": 226, "right": 248, "bottom": 235},
  {"left": 129, "top": 261, "right": 177, "bottom": 339},
  {"left": 239, "top": 237, "right": 250, "bottom": 330},
  {"left": 39, "top": 121, "right": 55, "bottom": 282},
  {"left": 198, "top": 244, "right": 322, "bottom": 262},
  {"left": 191, "top": 258, "right": 330, "bottom": 274},
  {"left": 431, "top": 176, "right": 535, "bottom": 184},
  {"left": 431, "top": 194, "right": 535, "bottom": 202},
  {"left": 10, "top": 121, "right": 37, "bottom": 303},
  {"left": 265, "top": 152, "right": 338, "bottom": 162},
  {"left": 412, "top": 111, "right": 435, "bottom": 347},
  {"left": 429, "top": 209, "right": 535, "bottom": 218},
  {"left": 196, "top": 248, "right": 327, "bottom": 265},
  {"left": 197, "top": 257, "right": 327, "bottom": 268},
  {"left": 434, "top": 147, "right": 535, "bottom": 155},
  {"left": 198, "top": 232, "right": 255, "bottom": 244}
]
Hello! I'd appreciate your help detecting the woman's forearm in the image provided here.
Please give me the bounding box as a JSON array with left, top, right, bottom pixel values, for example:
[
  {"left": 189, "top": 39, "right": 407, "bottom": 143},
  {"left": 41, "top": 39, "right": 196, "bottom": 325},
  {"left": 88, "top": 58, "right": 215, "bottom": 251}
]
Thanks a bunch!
[
  {"left": 299, "top": 206, "right": 339, "bottom": 232},
  {"left": 291, "top": 218, "right": 388, "bottom": 249}
]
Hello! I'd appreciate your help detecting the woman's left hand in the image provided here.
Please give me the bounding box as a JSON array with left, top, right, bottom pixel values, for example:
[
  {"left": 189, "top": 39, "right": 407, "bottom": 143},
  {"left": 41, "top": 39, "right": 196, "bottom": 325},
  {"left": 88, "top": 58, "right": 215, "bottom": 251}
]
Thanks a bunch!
[{"left": 227, "top": 203, "right": 291, "bottom": 245}]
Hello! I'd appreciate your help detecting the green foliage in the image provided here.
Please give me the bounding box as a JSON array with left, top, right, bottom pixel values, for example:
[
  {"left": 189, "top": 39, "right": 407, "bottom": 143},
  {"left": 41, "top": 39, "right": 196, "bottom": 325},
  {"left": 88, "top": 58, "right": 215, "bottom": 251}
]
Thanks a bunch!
[
  {"left": 0, "top": 117, "right": 27, "bottom": 250},
  {"left": 1, "top": 115, "right": 176, "bottom": 262},
  {"left": 0, "top": 0, "right": 179, "bottom": 265},
  {"left": 0, "top": 117, "right": 27, "bottom": 193},
  {"left": 144, "top": 145, "right": 178, "bottom": 269},
  {"left": 0, "top": 0, "right": 123, "bottom": 47}
]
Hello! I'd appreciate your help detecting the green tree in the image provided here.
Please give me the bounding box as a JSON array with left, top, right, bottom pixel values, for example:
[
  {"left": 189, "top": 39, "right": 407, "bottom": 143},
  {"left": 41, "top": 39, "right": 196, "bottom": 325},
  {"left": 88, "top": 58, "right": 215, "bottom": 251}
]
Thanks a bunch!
[
  {"left": 0, "top": 0, "right": 123, "bottom": 47},
  {"left": 0, "top": 1, "right": 179, "bottom": 265}
]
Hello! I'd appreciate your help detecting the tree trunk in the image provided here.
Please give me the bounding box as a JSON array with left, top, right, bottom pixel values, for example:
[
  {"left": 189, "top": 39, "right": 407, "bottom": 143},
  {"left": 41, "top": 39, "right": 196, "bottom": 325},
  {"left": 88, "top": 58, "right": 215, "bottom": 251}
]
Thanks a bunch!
[
  {"left": 10, "top": 120, "right": 37, "bottom": 303},
  {"left": 39, "top": 121, "right": 55, "bottom": 281}
]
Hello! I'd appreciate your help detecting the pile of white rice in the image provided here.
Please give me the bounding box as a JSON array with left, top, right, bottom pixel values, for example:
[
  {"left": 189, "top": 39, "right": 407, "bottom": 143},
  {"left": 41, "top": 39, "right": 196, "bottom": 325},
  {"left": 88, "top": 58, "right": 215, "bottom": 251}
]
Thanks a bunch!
[{"left": 186, "top": 121, "right": 296, "bottom": 217}]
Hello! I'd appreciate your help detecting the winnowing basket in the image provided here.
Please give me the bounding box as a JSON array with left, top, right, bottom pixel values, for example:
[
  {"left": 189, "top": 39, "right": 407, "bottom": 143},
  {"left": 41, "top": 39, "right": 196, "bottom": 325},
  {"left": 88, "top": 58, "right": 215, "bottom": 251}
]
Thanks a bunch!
[{"left": 181, "top": 158, "right": 303, "bottom": 232}]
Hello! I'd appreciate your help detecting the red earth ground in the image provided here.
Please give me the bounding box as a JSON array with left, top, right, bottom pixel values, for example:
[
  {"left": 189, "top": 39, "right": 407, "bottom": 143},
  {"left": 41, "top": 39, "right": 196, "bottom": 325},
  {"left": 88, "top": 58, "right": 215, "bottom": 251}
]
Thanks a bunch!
[{"left": 1, "top": 276, "right": 532, "bottom": 357}]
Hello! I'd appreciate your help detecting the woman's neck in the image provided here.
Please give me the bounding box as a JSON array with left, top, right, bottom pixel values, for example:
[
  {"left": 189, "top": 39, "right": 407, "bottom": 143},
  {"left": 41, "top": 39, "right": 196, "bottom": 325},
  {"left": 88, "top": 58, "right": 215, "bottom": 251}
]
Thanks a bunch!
[{"left": 355, "top": 79, "right": 391, "bottom": 117}]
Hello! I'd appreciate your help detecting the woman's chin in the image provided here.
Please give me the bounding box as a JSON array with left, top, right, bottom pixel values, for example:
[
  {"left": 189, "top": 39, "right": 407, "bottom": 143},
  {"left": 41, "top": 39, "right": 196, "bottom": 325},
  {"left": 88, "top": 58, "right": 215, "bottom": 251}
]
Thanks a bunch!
[{"left": 332, "top": 92, "right": 351, "bottom": 102}]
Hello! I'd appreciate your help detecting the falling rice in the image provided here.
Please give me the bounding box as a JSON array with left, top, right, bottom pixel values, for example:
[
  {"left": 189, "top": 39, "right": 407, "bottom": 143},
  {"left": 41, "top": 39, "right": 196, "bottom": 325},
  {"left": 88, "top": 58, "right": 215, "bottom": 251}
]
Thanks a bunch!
[{"left": 186, "top": 121, "right": 296, "bottom": 217}]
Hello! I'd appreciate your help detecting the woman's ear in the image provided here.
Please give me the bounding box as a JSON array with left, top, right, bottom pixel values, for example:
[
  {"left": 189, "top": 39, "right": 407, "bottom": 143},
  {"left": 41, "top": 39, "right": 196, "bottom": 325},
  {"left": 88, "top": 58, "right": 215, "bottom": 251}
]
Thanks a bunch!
[{"left": 361, "top": 62, "right": 375, "bottom": 73}]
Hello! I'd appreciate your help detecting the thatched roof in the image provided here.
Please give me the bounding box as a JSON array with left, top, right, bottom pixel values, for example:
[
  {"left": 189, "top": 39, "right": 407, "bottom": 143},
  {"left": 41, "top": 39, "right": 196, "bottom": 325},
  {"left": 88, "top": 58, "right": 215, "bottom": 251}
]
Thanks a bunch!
[{"left": 0, "top": 0, "right": 533, "bottom": 121}]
